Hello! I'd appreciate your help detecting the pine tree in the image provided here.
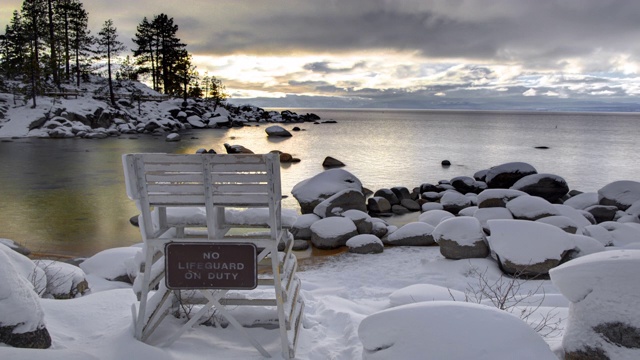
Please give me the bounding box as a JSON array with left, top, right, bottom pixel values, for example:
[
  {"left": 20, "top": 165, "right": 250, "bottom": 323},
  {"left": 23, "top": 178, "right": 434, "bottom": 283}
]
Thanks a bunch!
[
  {"left": 96, "top": 19, "right": 125, "bottom": 107},
  {"left": 132, "top": 13, "right": 186, "bottom": 95},
  {"left": 21, "top": 0, "right": 48, "bottom": 107},
  {"left": 1, "top": 11, "right": 28, "bottom": 79},
  {"left": 67, "top": 1, "right": 92, "bottom": 86}
]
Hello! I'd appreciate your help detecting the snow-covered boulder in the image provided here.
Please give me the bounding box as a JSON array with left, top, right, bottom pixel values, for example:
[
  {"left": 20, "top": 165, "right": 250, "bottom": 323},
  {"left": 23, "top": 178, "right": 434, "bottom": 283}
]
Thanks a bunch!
[
  {"left": 550, "top": 250, "right": 640, "bottom": 359},
  {"left": 484, "top": 162, "right": 538, "bottom": 189},
  {"left": 290, "top": 214, "right": 321, "bottom": 240},
  {"left": 505, "top": 195, "right": 560, "bottom": 221},
  {"left": 597, "top": 221, "right": 640, "bottom": 247},
  {"left": 598, "top": 180, "right": 640, "bottom": 211},
  {"left": 265, "top": 125, "right": 292, "bottom": 137},
  {"left": 186, "top": 115, "right": 206, "bottom": 128},
  {"left": 510, "top": 173, "right": 569, "bottom": 203},
  {"left": 476, "top": 188, "right": 527, "bottom": 208},
  {"left": 440, "top": 191, "right": 472, "bottom": 214},
  {"left": 34, "top": 260, "right": 89, "bottom": 299},
  {"left": 582, "top": 225, "right": 615, "bottom": 246},
  {"left": 310, "top": 217, "right": 358, "bottom": 249},
  {"left": 450, "top": 176, "right": 486, "bottom": 194},
  {"left": 564, "top": 192, "right": 598, "bottom": 210},
  {"left": 0, "top": 250, "right": 51, "bottom": 349},
  {"left": 553, "top": 204, "right": 593, "bottom": 231},
  {"left": 584, "top": 204, "right": 618, "bottom": 224},
  {"left": 566, "top": 234, "right": 606, "bottom": 258},
  {"left": 487, "top": 219, "right": 576, "bottom": 277},
  {"left": 385, "top": 222, "right": 435, "bottom": 246},
  {"left": 535, "top": 215, "right": 579, "bottom": 234},
  {"left": 165, "top": 132, "right": 181, "bottom": 142},
  {"left": 418, "top": 209, "right": 454, "bottom": 227},
  {"left": 421, "top": 202, "right": 444, "bottom": 212},
  {"left": 388, "top": 284, "right": 465, "bottom": 307},
  {"left": 346, "top": 234, "right": 384, "bottom": 254},
  {"left": 79, "top": 247, "right": 140, "bottom": 283},
  {"left": 223, "top": 143, "right": 253, "bottom": 154},
  {"left": 0, "top": 245, "right": 46, "bottom": 296},
  {"left": 342, "top": 210, "right": 373, "bottom": 234},
  {"left": 312, "top": 188, "right": 366, "bottom": 218},
  {"left": 358, "top": 301, "right": 556, "bottom": 360},
  {"left": 473, "top": 207, "right": 513, "bottom": 233},
  {"left": 432, "top": 217, "right": 489, "bottom": 259},
  {"left": 292, "top": 169, "right": 363, "bottom": 214}
]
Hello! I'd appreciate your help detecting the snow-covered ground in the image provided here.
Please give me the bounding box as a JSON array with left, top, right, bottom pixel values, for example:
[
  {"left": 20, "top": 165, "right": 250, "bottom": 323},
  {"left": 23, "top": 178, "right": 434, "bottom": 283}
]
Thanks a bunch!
[{"left": 1, "top": 243, "right": 572, "bottom": 360}]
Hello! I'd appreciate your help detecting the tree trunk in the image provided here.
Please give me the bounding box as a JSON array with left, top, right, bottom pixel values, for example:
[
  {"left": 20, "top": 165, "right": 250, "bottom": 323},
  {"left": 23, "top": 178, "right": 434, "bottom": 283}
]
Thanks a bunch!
[
  {"left": 107, "top": 42, "right": 115, "bottom": 107},
  {"left": 47, "top": 0, "right": 59, "bottom": 87}
]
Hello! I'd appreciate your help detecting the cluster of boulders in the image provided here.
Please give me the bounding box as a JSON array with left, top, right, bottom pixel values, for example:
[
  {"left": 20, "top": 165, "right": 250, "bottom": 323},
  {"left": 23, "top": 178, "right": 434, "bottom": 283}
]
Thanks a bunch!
[
  {"left": 28, "top": 97, "right": 321, "bottom": 139},
  {"left": 290, "top": 161, "right": 640, "bottom": 275},
  {"left": 0, "top": 239, "right": 92, "bottom": 349}
]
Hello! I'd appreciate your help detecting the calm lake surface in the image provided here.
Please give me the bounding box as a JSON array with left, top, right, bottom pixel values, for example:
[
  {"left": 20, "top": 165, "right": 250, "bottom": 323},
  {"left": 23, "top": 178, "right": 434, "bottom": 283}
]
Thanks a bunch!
[{"left": 1, "top": 109, "right": 639, "bottom": 257}]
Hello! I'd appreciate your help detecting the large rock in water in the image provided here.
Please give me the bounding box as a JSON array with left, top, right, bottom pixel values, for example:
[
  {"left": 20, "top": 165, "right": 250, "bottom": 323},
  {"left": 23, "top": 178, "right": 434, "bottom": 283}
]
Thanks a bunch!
[
  {"left": 550, "top": 250, "right": 640, "bottom": 360},
  {"left": 313, "top": 188, "right": 367, "bottom": 217},
  {"left": 487, "top": 219, "right": 576, "bottom": 277},
  {"left": 385, "top": 222, "right": 435, "bottom": 246},
  {"left": 265, "top": 125, "right": 292, "bottom": 137},
  {"left": 0, "top": 250, "right": 51, "bottom": 349},
  {"left": 485, "top": 162, "right": 537, "bottom": 189},
  {"left": 292, "top": 169, "right": 363, "bottom": 214},
  {"left": 510, "top": 173, "right": 569, "bottom": 203}
]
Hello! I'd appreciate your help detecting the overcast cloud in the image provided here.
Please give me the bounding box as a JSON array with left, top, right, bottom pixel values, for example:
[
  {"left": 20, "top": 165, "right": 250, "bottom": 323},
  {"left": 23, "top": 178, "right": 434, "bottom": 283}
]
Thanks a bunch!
[{"left": 3, "top": 0, "right": 640, "bottom": 109}]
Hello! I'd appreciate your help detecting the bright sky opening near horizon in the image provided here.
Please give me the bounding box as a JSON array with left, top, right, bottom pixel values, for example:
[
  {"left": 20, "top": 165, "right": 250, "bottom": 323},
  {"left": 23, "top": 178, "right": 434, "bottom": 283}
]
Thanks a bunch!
[{"left": 3, "top": 0, "right": 640, "bottom": 110}]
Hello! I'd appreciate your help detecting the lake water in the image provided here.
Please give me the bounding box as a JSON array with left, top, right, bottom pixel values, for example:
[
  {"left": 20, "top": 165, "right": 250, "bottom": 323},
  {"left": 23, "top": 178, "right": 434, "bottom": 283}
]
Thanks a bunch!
[{"left": 1, "top": 109, "right": 640, "bottom": 258}]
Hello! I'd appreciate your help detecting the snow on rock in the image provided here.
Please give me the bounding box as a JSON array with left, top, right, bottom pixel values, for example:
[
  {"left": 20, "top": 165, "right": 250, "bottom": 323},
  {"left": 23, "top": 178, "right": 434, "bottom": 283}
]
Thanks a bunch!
[
  {"left": 358, "top": 301, "right": 556, "bottom": 360},
  {"left": 567, "top": 234, "right": 606, "bottom": 258},
  {"left": 439, "top": 191, "right": 472, "bottom": 214},
  {"left": 487, "top": 219, "right": 575, "bottom": 276},
  {"left": 506, "top": 195, "right": 560, "bottom": 221},
  {"left": 0, "top": 244, "right": 46, "bottom": 296},
  {"left": 313, "top": 188, "right": 367, "bottom": 218},
  {"left": 165, "top": 133, "right": 181, "bottom": 142},
  {"left": 292, "top": 169, "right": 363, "bottom": 214},
  {"left": 473, "top": 207, "right": 513, "bottom": 232},
  {"left": 553, "top": 204, "right": 593, "bottom": 230},
  {"left": 596, "top": 221, "right": 640, "bottom": 247},
  {"left": 535, "top": 215, "right": 579, "bottom": 234},
  {"left": 550, "top": 250, "right": 640, "bottom": 359},
  {"left": 432, "top": 217, "right": 489, "bottom": 259},
  {"left": 290, "top": 213, "right": 321, "bottom": 240},
  {"left": 310, "top": 216, "right": 358, "bottom": 249},
  {"left": 598, "top": 180, "right": 640, "bottom": 211},
  {"left": 385, "top": 222, "right": 435, "bottom": 246},
  {"left": 484, "top": 162, "right": 538, "bottom": 189},
  {"left": 342, "top": 209, "right": 374, "bottom": 234},
  {"left": 563, "top": 192, "right": 598, "bottom": 210},
  {"left": 457, "top": 205, "right": 478, "bottom": 216},
  {"left": 0, "top": 250, "right": 51, "bottom": 349},
  {"left": 418, "top": 209, "right": 454, "bottom": 227},
  {"left": 476, "top": 188, "right": 527, "bottom": 208},
  {"left": 346, "top": 234, "right": 384, "bottom": 254},
  {"left": 34, "top": 260, "right": 89, "bottom": 299},
  {"left": 510, "top": 173, "right": 569, "bottom": 203},
  {"left": 582, "top": 224, "right": 615, "bottom": 246},
  {"left": 421, "top": 202, "right": 444, "bottom": 212},
  {"left": 79, "top": 247, "right": 140, "bottom": 283},
  {"left": 388, "top": 284, "right": 466, "bottom": 307}
]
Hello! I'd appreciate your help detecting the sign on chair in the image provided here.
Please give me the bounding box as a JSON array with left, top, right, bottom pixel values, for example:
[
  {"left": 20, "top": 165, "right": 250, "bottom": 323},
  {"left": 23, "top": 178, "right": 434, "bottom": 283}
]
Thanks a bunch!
[{"left": 165, "top": 243, "right": 257, "bottom": 290}]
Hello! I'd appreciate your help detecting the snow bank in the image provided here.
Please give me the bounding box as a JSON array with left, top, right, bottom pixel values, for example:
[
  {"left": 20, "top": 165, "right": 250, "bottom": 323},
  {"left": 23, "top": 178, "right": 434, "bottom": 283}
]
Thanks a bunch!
[{"left": 358, "top": 301, "right": 556, "bottom": 360}]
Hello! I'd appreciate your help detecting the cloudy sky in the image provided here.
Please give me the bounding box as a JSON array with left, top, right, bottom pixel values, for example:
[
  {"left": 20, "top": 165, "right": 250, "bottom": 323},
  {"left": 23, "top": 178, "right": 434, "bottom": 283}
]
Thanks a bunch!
[{"left": 3, "top": 0, "right": 640, "bottom": 110}]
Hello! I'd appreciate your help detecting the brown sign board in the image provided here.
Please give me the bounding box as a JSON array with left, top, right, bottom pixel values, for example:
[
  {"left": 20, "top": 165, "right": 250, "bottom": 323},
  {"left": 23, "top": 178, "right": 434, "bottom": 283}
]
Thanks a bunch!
[{"left": 165, "top": 242, "right": 257, "bottom": 290}]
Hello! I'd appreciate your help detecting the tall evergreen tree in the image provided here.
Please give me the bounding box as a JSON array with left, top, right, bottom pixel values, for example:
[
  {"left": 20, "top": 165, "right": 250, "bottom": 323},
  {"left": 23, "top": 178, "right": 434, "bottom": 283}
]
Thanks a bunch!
[
  {"left": 46, "top": 0, "right": 59, "bottom": 86},
  {"left": 1, "top": 11, "right": 28, "bottom": 79},
  {"left": 96, "top": 19, "right": 125, "bottom": 107},
  {"left": 67, "top": 0, "right": 92, "bottom": 86},
  {"left": 21, "top": 0, "right": 48, "bottom": 107},
  {"left": 132, "top": 13, "right": 186, "bottom": 95}
]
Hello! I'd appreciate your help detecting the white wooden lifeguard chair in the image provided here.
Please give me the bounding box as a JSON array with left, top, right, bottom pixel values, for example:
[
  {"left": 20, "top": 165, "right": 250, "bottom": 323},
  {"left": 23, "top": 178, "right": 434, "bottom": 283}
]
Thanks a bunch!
[{"left": 122, "top": 152, "right": 303, "bottom": 359}]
